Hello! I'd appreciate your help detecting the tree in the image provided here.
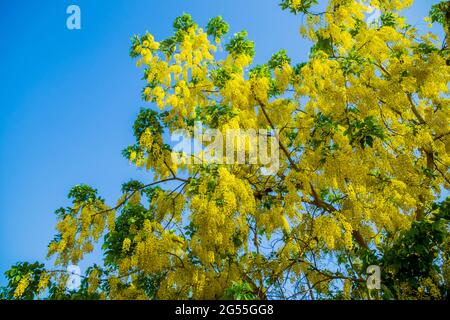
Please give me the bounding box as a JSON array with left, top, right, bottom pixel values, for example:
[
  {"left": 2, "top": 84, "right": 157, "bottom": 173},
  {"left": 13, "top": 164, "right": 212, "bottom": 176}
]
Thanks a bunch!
[{"left": 2, "top": 0, "right": 449, "bottom": 300}]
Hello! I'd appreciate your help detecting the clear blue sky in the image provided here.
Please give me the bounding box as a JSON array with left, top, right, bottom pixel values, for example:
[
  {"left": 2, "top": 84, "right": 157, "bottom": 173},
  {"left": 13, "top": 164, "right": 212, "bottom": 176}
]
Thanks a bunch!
[{"left": 0, "top": 0, "right": 444, "bottom": 285}]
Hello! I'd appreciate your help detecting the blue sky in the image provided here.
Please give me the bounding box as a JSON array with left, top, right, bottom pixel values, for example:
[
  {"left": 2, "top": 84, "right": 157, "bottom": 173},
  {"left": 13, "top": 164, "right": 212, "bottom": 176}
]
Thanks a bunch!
[{"left": 0, "top": 0, "right": 444, "bottom": 285}]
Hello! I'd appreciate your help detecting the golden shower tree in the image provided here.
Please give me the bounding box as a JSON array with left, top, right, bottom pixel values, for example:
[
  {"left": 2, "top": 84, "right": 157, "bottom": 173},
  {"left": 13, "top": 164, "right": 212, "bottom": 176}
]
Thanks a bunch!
[{"left": 2, "top": 0, "right": 450, "bottom": 300}]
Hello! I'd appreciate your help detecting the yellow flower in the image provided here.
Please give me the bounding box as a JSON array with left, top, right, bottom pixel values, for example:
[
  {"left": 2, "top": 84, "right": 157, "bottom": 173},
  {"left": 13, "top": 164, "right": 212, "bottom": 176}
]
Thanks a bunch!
[
  {"left": 122, "top": 238, "right": 132, "bottom": 253},
  {"left": 37, "top": 272, "right": 50, "bottom": 293},
  {"left": 14, "top": 275, "right": 31, "bottom": 298}
]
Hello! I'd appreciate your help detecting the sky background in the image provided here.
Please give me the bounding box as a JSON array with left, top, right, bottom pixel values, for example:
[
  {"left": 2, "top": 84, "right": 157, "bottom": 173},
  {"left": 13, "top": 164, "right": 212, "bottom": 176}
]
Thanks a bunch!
[{"left": 0, "top": 0, "right": 445, "bottom": 286}]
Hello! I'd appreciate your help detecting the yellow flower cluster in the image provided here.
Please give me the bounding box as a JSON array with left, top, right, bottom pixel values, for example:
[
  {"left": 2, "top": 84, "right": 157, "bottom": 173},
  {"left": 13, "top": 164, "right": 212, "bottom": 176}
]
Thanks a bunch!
[
  {"left": 48, "top": 200, "right": 110, "bottom": 266},
  {"left": 13, "top": 274, "right": 30, "bottom": 298}
]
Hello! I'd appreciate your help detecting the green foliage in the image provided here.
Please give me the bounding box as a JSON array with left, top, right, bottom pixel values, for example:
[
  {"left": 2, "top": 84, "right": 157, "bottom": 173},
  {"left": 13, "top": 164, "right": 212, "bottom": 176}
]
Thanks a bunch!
[
  {"left": 121, "top": 179, "right": 145, "bottom": 194},
  {"left": 308, "top": 113, "right": 337, "bottom": 148},
  {"left": 268, "top": 49, "right": 291, "bottom": 69},
  {"left": 293, "top": 62, "right": 307, "bottom": 75},
  {"left": 210, "top": 67, "right": 234, "bottom": 89},
  {"left": 160, "top": 37, "right": 177, "bottom": 56},
  {"left": 224, "top": 281, "right": 257, "bottom": 300},
  {"left": 0, "top": 262, "right": 45, "bottom": 300},
  {"left": 344, "top": 116, "right": 385, "bottom": 149},
  {"left": 206, "top": 16, "right": 230, "bottom": 40},
  {"left": 0, "top": 262, "right": 107, "bottom": 300},
  {"left": 129, "top": 35, "right": 141, "bottom": 58},
  {"left": 340, "top": 50, "right": 366, "bottom": 75},
  {"left": 310, "top": 34, "right": 334, "bottom": 57},
  {"left": 249, "top": 64, "right": 282, "bottom": 96},
  {"left": 381, "top": 13, "right": 397, "bottom": 27},
  {"left": 53, "top": 185, "right": 103, "bottom": 220},
  {"left": 195, "top": 104, "right": 238, "bottom": 128},
  {"left": 68, "top": 184, "right": 99, "bottom": 204},
  {"left": 356, "top": 197, "right": 450, "bottom": 299},
  {"left": 121, "top": 144, "right": 140, "bottom": 160},
  {"left": 279, "top": 0, "right": 318, "bottom": 15},
  {"left": 249, "top": 64, "right": 271, "bottom": 80},
  {"left": 414, "top": 42, "right": 440, "bottom": 56},
  {"left": 173, "top": 13, "right": 197, "bottom": 32},
  {"left": 103, "top": 201, "right": 156, "bottom": 265},
  {"left": 135, "top": 273, "right": 166, "bottom": 299},
  {"left": 161, "top": 14, "right": 228, "bottom": 57},
  {"left": 429, "top": 1, "right": 449, "bottom": 26},
  {"left": 225, "top": 31, "right": 255, "bottom": 58},
  {"left": 153, "top": 14, "right": 199, "bottom": 57},
  {"left": 132, "top": 108, "right": 163, "bottom": 140}
]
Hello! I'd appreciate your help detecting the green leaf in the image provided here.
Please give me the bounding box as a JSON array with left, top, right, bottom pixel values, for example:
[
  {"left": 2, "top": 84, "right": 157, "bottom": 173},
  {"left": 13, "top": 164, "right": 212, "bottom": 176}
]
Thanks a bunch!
[
  {"left": 206, "top": 16, "right": 229, "bottom": 39},
  {"left": 225, "top": 31, "right": 255, "bottom": 58},
  {"left": 268, "top": 49, "right": 291, "bottom": 69},
  {"left": 173, "top": 13, "right": 197, "bottom": 32}
]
